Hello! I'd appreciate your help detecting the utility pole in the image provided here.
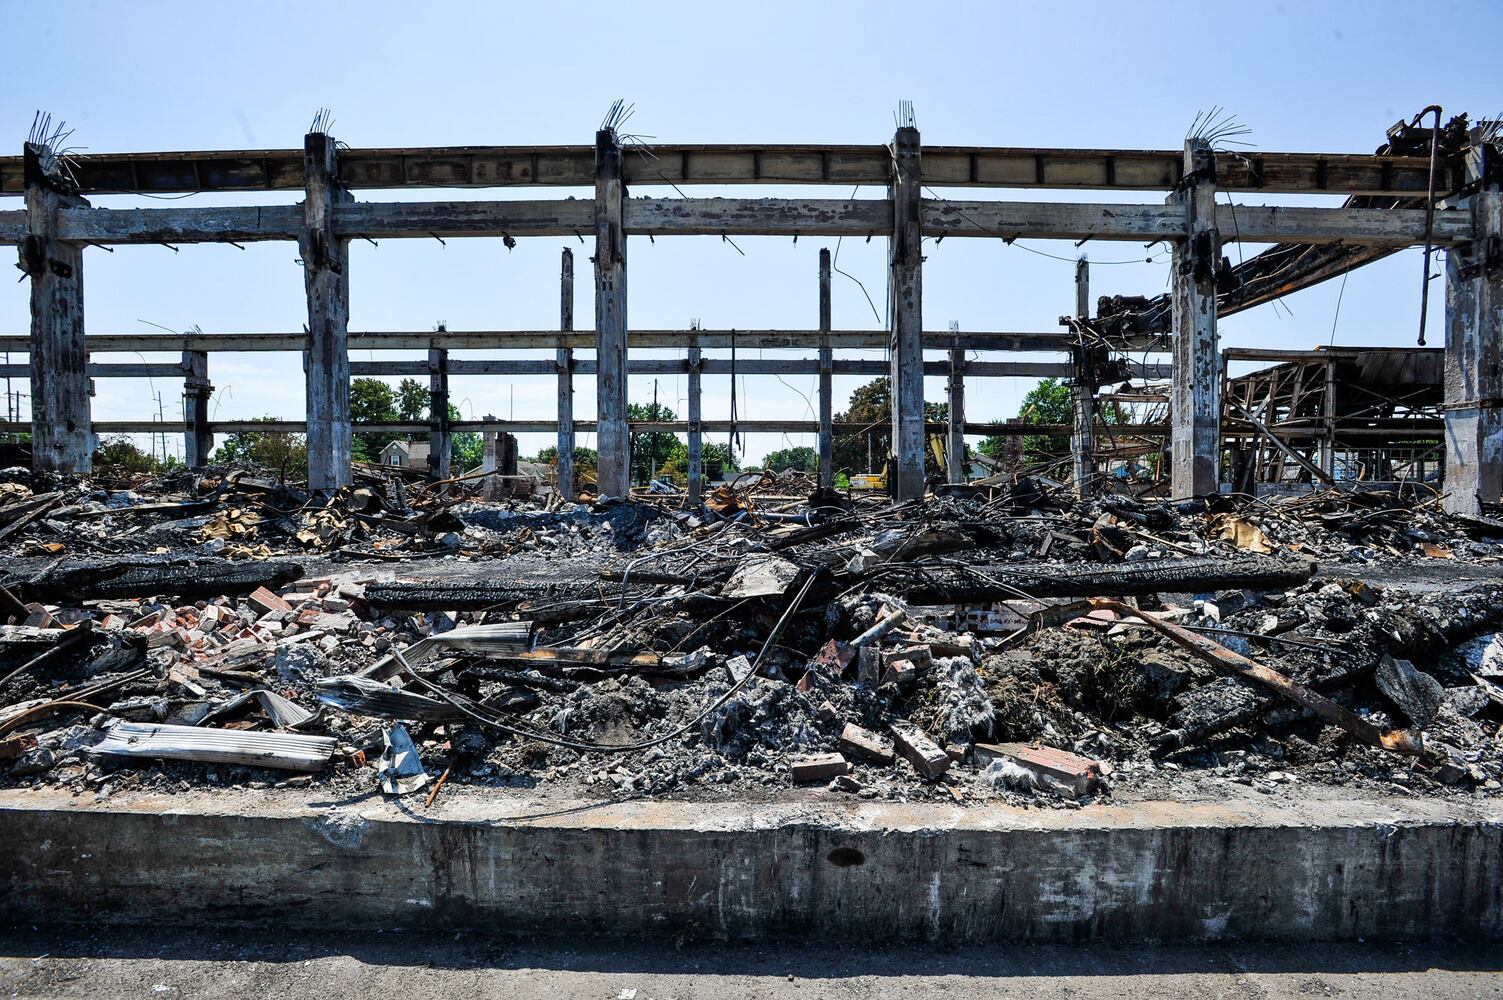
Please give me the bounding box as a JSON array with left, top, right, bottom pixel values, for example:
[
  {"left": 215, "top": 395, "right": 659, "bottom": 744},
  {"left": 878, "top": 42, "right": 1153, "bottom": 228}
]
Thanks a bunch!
[
  {"left": 156, "top": 391, "right": 168, "bottom": 464},
  {"left": 649, "top": 378, "right": 659, "bottom": 486}
]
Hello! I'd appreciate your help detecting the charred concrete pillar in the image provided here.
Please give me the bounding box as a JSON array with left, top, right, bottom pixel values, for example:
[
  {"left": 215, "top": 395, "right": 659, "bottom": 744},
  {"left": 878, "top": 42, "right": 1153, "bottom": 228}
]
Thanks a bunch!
[
  {"left": 182, "top": 349, "right": 213, "bottom": 469},
  {"left": 687, "top": 345, "right": 704, "bottom": 501},
  {"left": 594, "top": 129, "right": 629, "bottom": 498},
  {"left": 300, "top": 131, "right": 352, "bottom": 490},
  {"left": 1071, "top": 257, "right": 1095, "bottom": 496},
  {"left": 1443, "top": 138, "right": 1503, "bottom": 515},
  {"left": 428, "top": 343, "right": 450, "bottom": 482},
  {"left": 817, "top": 248, "right": 834, "bottom": 489},
  {"left": 946, "top": 343, "right": 966, "bottom": 485},
  {"left": 21, "top": 142, "right": 91, "bottom": 472},
  {"left": 557, "top": 248, "right": 576, "bottom": 501},
  {"left": 1170, "top": 140, "right": 1221, "bottom": 499},
  {"left": 888, "top": 125, "right": 925, "bottom": 501}
]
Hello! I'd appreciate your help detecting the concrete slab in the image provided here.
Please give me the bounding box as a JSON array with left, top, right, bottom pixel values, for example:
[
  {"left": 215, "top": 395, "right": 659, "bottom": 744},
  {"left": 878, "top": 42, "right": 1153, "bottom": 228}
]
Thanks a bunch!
[{"left": 0, "top": 788, "right": 1498, "bottom": 943}]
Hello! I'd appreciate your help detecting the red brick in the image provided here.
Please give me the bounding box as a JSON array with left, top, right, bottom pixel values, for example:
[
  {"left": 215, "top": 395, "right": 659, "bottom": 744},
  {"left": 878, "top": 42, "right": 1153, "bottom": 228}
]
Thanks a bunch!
[
  {"left": 889, "top": 722, "right": 950, "bottom": 780},
  {"left": 247, "top": 587, "right": 292, "bottom": 617},
  {"left": 881, "top": 658, "right": 916, "bottom": 690},
  {"left": 789, "top": 753, "right": 850, "bottom": 783},
  {"left": 973, "top": 742, "right": 1107, "bottom": 798},
  {"left": 838, "top": 723, "right": 894, "bottom": 766}
]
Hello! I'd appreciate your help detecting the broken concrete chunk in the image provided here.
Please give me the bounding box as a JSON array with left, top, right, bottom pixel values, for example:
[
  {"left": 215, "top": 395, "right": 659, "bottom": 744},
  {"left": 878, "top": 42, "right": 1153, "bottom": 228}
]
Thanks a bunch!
[
  {"left": 721, "top": 554, "right": 801, "bottom": 599},
  {"left": 829, "top": 773, "right": 863, "bottom": 793},
  {"left": 838, "top": 723, "right": 894, "bottom": 766},
  {"left": 1376, "top": 654, "right": 1445, "bottom": 728},
  {"left": 724, "top": 654, "right": 754, "bottom": 685},
  {"left": 889, "top": 722, "right": 950, "bottom": 780},
  {"left": 1205, "top": 589, "right": 1257, "bottom": 622},
  {"left": 974, "top": 742, "right": 1106, "bottom": 799},
  {"left": 790, "top": 752, "right": 849, "bottom": 783}
]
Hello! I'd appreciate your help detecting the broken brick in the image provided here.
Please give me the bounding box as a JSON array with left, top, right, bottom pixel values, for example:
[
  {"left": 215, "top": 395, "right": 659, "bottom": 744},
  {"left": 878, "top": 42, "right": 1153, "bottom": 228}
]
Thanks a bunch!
[
  {"left": 247, "top": 587, "right": 292, "bottom": 617},
  {"left": 974, "top": 742, "right": 1108, "bottom": 798},
  {"left": 889, "top": 722, "right": 950, "bottom": 780},
  {"left": 790, "top": 753, "right": 850, "bottom": 783},
  {"left": 881, "top": 658, "right": 916, "bottom": 690},
  {"left": 838, "top": 723, "right": 894, "bottom": 766}
]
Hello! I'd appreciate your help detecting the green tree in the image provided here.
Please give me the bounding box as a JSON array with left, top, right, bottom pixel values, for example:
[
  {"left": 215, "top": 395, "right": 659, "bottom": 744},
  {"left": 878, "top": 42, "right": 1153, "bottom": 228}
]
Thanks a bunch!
[
  {"left": 350, "top": 378, "right": 399, "bottom": 461},
  {"left": 979, "top": 378, "right": 1073, "bottom": 464},
  {"left": 627, "top": 401, "right": 679, "bottom": 485},
  {"left": 657, "top": 440, "right": 740, "bottom": 483},
  {"left": 94, "top": 437, "right": 181, "bottom": 474},
  {"left": 211, "top": 417, "right": 307, "bottom": 477},
  {"left": 760, "top": 445, "right": 818, "bottom": 473},
  {"left": 395, "top": 378, "right": 429, "bottom": 422}
]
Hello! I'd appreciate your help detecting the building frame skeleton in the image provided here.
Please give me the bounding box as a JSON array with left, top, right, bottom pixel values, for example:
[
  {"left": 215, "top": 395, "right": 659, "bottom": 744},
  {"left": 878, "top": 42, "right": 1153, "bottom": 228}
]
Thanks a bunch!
[{"left": 2, "top": 118, "right": 1497, "bottom": 510}]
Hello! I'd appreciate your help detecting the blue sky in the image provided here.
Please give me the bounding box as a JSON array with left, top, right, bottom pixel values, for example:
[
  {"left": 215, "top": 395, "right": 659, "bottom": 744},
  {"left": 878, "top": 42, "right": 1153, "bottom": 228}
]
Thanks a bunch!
[{"left": 3, "top": 0, "right": 1500, "bottom": 464}]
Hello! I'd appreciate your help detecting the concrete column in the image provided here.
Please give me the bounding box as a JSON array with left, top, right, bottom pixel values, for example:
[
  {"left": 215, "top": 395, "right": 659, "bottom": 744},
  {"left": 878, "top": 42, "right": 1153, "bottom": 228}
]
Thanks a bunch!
[
  {"left": 594, "top": 129, "right": 629, "bottom": 498},
  {"left": 21, "top": 143, "right": 91, "bottom": 473},
  {"left": 557, "top": 248, "right": 576, "bottom": 501},
  {"left": 946, "top": 346, "right": 966, "bottom": 484},
  {"left": 1320, "top": 358, "right": 1337, "bottom": 482},
  {"left": 300, "top": 132, "right": 352, "bottom": 490},
  {"left": 817, "top": 248, "right": 834, "bottom": 489},
  {"left": 1170, "top": 140, "right": 1221, "bottom": 499},
  {"left": 1071, "top": 257, "right": 1095, "bottom": 496},
  {"left": 481, "top": 415, "right": 498, "bottom": 474},
  {"left": 888, "top": 125, "right": 925, "bottom": 501},
  {"left": 1443, "top": 139, "right": 1503, "bottom": 514},
  {"left": 687, "top": 345, "right": 703, "bottom": 502},
  {"left": 428, "top": 345, "right": 450, "bottom": 482},
  {"left": 181, "top": 349, "right": 212, "bottom": 469}
]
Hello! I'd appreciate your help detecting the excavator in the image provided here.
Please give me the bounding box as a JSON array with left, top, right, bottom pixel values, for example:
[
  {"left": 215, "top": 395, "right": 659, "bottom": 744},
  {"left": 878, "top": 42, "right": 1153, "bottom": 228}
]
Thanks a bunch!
[{"left": 849, "top": 433, "right": 951, "bottom": 492}]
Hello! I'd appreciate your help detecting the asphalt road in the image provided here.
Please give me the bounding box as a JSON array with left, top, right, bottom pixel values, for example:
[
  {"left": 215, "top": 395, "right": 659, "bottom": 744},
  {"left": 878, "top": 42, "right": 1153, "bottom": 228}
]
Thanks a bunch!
[{"left": 1, "top": 928, "right": 1498, "bottom": 999}]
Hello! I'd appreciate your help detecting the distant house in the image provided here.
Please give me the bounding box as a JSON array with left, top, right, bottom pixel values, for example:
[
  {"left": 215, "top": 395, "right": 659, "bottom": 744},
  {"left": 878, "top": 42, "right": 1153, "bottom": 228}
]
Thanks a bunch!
[{"left": 378, "top": 439, "right": 431, "bottom": 470}]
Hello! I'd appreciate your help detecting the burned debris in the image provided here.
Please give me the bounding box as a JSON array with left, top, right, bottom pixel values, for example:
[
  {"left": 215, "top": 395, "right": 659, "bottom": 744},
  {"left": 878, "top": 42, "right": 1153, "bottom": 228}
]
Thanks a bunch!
[{"left": 0, "top": 458, "right": 1496, "bottom": 810}]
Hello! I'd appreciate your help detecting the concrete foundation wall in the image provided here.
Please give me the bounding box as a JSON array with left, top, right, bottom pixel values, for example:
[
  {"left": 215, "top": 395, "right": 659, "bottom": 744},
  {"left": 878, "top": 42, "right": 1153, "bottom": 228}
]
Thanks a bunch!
[{"left": 0, "top": 790, "right": 1498, "bottom": 943}]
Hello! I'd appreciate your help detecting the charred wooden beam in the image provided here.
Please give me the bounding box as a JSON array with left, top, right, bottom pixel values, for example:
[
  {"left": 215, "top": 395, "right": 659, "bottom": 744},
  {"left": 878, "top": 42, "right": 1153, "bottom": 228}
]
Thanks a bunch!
[
  {"left": 874, "top": 554, "right": 1315, "bottom": 604},
  {"left": 7, "top": 555, "right": 303, "bottom": 603}
]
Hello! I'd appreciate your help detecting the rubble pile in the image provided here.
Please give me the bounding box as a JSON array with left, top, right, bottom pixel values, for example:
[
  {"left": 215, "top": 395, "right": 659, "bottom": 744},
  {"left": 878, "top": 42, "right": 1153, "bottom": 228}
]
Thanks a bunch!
[{"left": 0, "top": 463, "right": 1499, "bottom": 809}]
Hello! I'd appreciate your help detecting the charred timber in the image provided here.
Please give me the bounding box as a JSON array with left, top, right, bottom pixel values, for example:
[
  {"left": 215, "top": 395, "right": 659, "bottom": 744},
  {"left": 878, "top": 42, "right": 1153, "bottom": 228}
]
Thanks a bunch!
[
  {"left": 874, "top": 555, "right": 1316, "bottom": 604},
  {"left": 7, "top": 555, "right": 304, "bottom": 603}
]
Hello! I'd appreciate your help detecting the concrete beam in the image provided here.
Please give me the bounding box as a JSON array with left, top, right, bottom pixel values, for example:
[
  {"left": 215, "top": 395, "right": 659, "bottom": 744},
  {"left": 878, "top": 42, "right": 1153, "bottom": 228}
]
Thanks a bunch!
[
  {"left": 300, "top": 132, "right": 353, "bottom": 491},
  {"left": 557, "top": 248, "right": 575, "bottom": 502},
  {"left": 0, "top": 329, "right": 1102, "bottom": 354},
  {"left": 181, "top": 349, "right": 212, "bottom": 469},
  {"left": 1443, "top": 141, "right": 1503, "bottom": 514},
  {"left": 817, "top": 248, "right": 834, "bottom": 490},
  {"left": 594, "top": 129, "right": 629, "bottom": 498},
  {"left": 1170, "top": 141, "right": 1221, "bottom": 499},
  {"left": 0, "top": 144, "right": 1460, "bottom": 197},
  {"left": 21, "top": 143, "right": 92, "bottom": 473},
  {"left": 922, "top": 200, "right": 1471, "bottom": 246},
  {"left": 16, "top": 198, "right": 1472, "bottom": 248},
  {"left": 888, "top": 126, "right": 925, "bottom": 501}
]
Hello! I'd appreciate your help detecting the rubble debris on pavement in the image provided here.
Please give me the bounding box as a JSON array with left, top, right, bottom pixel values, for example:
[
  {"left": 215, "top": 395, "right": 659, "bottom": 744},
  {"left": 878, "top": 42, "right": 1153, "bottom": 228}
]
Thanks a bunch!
[{"left": 0, "top": 460, "right": 1497, "bottom": 809}]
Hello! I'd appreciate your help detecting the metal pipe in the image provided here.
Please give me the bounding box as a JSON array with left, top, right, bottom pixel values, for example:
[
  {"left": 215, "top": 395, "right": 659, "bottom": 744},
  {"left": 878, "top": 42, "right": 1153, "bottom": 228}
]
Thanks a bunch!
[{"left": 1415, "top": 105, "right": 1443, "bottom": 346}]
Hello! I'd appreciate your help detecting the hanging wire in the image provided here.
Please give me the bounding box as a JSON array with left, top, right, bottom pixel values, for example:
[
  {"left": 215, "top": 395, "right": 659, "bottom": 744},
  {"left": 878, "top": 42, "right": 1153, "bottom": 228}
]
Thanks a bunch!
[{"left": 922, "top": 186, "right": 1168, "bottom": 265}]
